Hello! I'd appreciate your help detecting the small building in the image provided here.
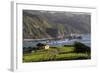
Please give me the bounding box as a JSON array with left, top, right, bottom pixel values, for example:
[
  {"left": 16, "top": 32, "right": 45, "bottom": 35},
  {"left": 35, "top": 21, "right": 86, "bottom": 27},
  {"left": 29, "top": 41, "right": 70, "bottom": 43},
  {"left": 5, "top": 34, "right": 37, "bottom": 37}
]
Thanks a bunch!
[{"left": 44, "top": 44, "right": 49, "bottom": 49}]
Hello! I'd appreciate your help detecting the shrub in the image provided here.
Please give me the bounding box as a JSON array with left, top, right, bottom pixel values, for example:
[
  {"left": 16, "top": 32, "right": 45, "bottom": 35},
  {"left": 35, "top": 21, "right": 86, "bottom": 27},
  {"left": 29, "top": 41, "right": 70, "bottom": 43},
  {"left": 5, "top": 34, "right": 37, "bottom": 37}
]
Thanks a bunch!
[
  {"left": 64, "top": 45, "right": 73, "bottom": 47},
  {"left": 23, "top": 48, "right": 32, "bottom": 54},
  {"left": 36, "top": 43, "right": 45, "bottom": 49},
  {"left": 74, "top": 42, "right": 90, "bottom": 53}
]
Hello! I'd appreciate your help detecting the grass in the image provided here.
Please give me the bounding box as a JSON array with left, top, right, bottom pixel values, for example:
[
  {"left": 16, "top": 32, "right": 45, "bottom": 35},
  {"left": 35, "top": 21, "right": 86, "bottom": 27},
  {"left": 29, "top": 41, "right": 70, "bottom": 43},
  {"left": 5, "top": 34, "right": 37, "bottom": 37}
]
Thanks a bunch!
[
  {"left": 23, "top": 46, "right": 90, "bottom": 62},
  {"left": 56, "top": 53, "right": 89, "bottom": 60}
]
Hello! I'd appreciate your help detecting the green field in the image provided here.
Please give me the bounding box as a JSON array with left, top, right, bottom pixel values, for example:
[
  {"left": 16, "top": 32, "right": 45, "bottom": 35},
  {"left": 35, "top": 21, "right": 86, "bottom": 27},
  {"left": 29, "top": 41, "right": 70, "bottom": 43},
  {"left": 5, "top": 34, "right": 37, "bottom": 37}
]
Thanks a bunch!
[{"left": 23, "top": 45, "right": 91, "bottom": 62}]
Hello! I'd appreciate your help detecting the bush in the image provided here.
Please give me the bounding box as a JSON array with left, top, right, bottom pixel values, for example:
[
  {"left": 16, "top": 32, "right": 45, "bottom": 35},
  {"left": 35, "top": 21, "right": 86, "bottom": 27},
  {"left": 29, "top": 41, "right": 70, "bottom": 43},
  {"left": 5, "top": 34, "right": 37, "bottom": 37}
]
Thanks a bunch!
[
  {"left": 23, "top": 48, "right": 32, "bottom": 54},
  {"left": 74, "top": 42, "right": 90, "bottom": 53},
  {"left": 23, "top": 47, "right": 38, "bottom": 54},
  {"left": 64, "top": 45, "right": 73, "bottom": 47},
  {"left": 36, "top": 43, "right": 45, "bottom": 49}
]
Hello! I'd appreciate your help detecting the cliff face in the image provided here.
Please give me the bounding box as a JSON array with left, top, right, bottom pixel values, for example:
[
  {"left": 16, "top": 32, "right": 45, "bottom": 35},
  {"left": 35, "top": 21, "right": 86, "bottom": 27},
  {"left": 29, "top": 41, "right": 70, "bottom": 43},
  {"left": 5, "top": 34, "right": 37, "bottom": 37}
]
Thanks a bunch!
[{"left": 23, "top": 10, "right": 91, "bottom": 39}]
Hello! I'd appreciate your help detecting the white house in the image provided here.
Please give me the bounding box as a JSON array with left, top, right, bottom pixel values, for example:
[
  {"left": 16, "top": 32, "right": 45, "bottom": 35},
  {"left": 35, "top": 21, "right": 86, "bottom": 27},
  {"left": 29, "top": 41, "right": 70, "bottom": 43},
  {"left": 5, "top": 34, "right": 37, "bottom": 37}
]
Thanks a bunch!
[{"left": 44, "top": 45, "right": 49, "bottom": 49}]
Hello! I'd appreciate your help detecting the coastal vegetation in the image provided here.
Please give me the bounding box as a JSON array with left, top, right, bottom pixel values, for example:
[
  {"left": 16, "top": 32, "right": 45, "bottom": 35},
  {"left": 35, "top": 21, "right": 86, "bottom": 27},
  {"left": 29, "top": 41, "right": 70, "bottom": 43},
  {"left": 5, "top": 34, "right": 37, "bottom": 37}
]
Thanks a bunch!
[{"left": 23, "top": 42, "right": 91, "bottom": 62}]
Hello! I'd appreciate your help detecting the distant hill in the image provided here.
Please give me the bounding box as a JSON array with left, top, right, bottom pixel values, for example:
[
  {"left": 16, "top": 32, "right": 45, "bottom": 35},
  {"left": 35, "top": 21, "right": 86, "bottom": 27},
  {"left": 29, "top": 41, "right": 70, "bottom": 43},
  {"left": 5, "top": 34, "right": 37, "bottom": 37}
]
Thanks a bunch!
[{"left": 23, "top": 10, "right": 91, "bottom": 39}]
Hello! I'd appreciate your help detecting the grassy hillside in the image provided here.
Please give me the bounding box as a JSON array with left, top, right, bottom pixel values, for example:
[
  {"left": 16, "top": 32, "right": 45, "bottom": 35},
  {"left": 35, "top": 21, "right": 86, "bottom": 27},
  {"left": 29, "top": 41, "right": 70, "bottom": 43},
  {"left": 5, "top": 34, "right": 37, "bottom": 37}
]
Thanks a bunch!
[{"left": 23, "top": 46, "right": 90, "bottom": 62}]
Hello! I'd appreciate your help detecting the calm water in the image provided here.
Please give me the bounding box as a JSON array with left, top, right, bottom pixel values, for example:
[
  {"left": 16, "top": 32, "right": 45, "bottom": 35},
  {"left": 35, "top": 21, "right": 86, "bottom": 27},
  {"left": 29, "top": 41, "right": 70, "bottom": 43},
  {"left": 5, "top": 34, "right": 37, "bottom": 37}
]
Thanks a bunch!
[{"left": 23, "top": 34, "right": 91, "bottom": 48}]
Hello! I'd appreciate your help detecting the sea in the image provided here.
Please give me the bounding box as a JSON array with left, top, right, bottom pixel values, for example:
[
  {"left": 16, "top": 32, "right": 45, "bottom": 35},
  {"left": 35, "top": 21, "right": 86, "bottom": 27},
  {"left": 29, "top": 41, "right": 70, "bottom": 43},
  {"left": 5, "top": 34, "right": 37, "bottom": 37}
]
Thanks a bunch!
[{"left": 23, "top": 34, "right": 91, "bottom": 48}]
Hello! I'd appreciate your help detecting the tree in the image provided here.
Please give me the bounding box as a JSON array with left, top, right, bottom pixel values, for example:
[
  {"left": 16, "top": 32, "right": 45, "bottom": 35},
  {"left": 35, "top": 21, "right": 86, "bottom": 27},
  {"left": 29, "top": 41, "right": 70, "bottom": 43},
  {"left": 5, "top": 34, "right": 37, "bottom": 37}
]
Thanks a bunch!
[
  {"left": 36, "top": 43, "right": 45, "bottom": 49},
  {"left": 74, "top": 42, "right": 90, "bottom": 53}
]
